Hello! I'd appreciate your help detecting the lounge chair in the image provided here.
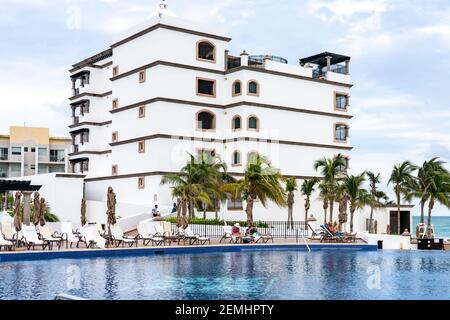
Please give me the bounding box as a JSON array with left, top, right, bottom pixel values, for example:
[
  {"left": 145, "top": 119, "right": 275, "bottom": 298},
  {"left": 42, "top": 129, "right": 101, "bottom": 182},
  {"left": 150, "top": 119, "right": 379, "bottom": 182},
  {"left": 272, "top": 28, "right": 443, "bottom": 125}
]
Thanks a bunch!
[
  {"left": 183, "top": 226, "right": 210, "bottom": 245},
  {"left": 153, "top": 222, "right": 173, "bottom": 245},
  {"left": 79, "top": 226, "right": 106, "bottom": 249},
  {"left": 110, "top": 225, "right": 138, "bottom": 247},
  {"left": 252, "top": 232, "right": 274, "bottom": 243},
  {"left": 37, "top": 225, "right": 63, "bottom": 249},
  {"left": 137, "top": 222, "right": 164, "bottom": 246},
  {"left": 0, "top": 231, "right": 14, "bottom": 251},
  {"left": 163, "top": 222, "right": 183, "bottom": 244},
  {"left": 60, "top": 222, "right": 81, "bottom": 248},
  {"left": 1, "top": 222, "right": 19, "bottom": 243},
  {"left": 21, "top": 225, "right": 50, "bottom": 250},
  {"left": 319, "top": 225, "right": 342, "bottom": 243},
  {"left": 220, "top": 226, "right": 233, "bottom": 243}
]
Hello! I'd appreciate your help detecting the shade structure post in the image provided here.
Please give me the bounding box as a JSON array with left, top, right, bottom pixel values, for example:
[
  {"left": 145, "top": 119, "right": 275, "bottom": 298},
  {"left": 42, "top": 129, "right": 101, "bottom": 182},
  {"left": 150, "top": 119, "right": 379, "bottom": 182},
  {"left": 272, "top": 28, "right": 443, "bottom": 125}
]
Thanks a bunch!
[{"left": 22, "top": 191, "right": 33, "bottom": 226}]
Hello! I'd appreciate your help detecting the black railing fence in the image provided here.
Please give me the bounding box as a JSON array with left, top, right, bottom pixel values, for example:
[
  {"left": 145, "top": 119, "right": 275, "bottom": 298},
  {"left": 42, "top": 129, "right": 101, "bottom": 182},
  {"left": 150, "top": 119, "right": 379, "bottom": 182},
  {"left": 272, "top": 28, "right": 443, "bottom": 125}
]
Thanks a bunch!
[{"left": 171, "top": 221, "right": 310, "bottom": 239}]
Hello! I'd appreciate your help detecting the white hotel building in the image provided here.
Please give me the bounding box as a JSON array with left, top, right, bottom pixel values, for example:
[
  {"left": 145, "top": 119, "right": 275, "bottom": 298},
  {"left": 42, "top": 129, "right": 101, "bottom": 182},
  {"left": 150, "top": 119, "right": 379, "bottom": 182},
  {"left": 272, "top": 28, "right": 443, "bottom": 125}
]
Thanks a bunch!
[{"left": 66, "top": 2, "right": 412, "bottom": 233}]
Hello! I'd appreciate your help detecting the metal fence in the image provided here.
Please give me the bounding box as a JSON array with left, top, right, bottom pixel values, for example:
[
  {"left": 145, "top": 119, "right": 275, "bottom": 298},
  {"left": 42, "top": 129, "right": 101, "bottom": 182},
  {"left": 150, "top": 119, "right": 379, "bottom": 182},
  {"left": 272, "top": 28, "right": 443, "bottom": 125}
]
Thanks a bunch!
[{"left": 171, "top": 221, "right": 310, "bottom": 239}]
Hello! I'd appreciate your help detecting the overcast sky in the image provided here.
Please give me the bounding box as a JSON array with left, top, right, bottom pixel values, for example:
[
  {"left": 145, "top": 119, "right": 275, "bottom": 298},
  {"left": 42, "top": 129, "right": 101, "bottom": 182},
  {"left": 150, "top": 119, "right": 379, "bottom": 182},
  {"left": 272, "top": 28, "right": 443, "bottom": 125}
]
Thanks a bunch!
[{"left": 1, "top": 0, "right": 449, "bottom": 215}]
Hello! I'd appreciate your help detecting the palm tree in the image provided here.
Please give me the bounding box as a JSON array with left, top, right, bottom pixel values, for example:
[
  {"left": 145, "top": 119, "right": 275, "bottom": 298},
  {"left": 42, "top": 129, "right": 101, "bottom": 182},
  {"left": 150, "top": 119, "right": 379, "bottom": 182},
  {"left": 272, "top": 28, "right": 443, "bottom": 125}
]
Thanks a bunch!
[
  {"left": 388, "top": 161, "right": 416, "bottom": 234},
  {"left": 412, "top": 158, "right": 448, "bottom": 225},
  {"left": 317, "top": 181, "right": 329, "bottom": 225},
  {"left": 424, "top": 162, "right": 450, "bottom": 237},
  {"left": 223, "top": 154, "right": 286, "bottom": 225},
  {"left": 285, "top": 177, "right": 298, "bottom": 229},
  {"left": 314, "top": 154, "right": 346, "bottom": 223},
  {"left": 340, "top": 173, "right": 368, "bottom": 233},
  {"left": 366, "top": 171, "right": 389, "bottom": 233},
  {"left": 300, "top": 178, "right": 318, "bottom": 226}
]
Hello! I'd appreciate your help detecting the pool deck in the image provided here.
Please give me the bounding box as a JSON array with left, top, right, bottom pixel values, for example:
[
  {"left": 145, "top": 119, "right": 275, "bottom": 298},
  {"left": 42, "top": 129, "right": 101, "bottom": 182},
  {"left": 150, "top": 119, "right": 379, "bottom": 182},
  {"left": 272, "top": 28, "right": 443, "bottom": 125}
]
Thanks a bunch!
[{"left": 0, "top": 238, "right": 376, "bottom": 262}]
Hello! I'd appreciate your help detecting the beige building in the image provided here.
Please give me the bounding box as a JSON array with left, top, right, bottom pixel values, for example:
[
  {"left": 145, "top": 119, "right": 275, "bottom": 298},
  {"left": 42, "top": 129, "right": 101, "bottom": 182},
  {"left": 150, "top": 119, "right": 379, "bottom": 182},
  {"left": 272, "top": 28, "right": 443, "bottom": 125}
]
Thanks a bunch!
[{"left": 0, "top": 126, "right": 71, "bottom": 178}]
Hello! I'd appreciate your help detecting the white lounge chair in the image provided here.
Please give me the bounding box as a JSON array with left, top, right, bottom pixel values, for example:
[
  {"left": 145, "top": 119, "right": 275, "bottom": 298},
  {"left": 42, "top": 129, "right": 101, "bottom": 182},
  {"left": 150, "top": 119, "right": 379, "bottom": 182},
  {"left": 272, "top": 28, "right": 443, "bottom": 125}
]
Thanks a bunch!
[
  {"left": 60, "top": 222, "right": 81, "bottom": 248},
  {"left": 183, "top": 226, "right": 210, "bottom": 245},
  {"left": 1, "top": 222, "right": 19, "bottom": 242},
  {"left": 220, "top": 226, "right": 233, "bottom": 243},
  {"left": 79, "top": 226, "right": 106, "bottom": 249},
  {"left": 137, "top": 221, "right": 164, "bottom": 246},
  {"left": 21, "top": 225, "right": 49, "bottom": 250},
  {"left": 110, "top": 224, "right": 138, "bottom": 247},
  {"left": 0, "top": 231, "right": 14, "bottom": 251},
  {"left": 37, "top": 225, "right": 63, "bottom": 249}
]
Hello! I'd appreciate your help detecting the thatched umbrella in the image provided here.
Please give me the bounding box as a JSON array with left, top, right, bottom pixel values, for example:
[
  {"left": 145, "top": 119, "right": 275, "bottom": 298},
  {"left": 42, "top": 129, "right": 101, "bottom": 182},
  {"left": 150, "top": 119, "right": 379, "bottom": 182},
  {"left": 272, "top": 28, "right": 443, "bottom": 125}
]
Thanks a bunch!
[
  {"left": 33, "top": 192, "right": 40, "bottom": 226},
  {"left": 39, "top": 198, "right": 46, "bottom": 226},
  {"left": 13, "top": 191, "right": 22, "bottom": 232},
  {"left": 106, "top": 187, "right": 117, "bottom": 242},
  {"left": 80, "top": 198, "right": 87, "bottom": 226}
]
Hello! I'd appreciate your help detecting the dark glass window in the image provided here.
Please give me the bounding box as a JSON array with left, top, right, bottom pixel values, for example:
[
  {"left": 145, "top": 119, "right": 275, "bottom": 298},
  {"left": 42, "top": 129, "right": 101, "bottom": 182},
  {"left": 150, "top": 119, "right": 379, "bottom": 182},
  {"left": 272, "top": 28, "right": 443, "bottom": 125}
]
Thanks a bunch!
[
  {"left": 197, "top": 112, "right": 215, "bottom": 130},
  {"left": 198, "top": 42, "right": 215, "bottom": 61},
  {"left": 197, "top": 79, "right": 215, "bottom": 96},
  {"left": 228, "top": 197, "right": 243, "bottom": 210},
  {"left": 248, "top": 81, "right": 258, "bottom": 95},
  {"left": 233, "top": 81, "right": 241, "bottom": 95},
  {"left": 233, "top": 116, "right": 241, "bottom": 130},
  {"left": 335, "top": 125, "right": 349, "bottom": 141},
  {"left": 336, "top": 94, "right": 348, "bottom": 109},
  {"left": 233, "top": 152, "right": 241, "bottom": 165},
  {"left": 248, "top": 117, "right": 258, "bottom": 130}
]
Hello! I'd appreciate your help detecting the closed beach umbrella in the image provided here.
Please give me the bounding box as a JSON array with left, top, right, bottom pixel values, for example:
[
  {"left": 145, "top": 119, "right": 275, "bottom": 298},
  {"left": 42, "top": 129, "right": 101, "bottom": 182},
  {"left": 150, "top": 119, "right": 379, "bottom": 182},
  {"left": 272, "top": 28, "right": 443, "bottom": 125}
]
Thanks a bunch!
[
  {"left": 33, "top": 192, "right": 40, "bottom": 226},
  {"left": 13, "top": 191, "right": 22, "bottom": 232},
  {"left": 80, "top": 198, "right": 87, "bottom": 226},
  {"left": 39, "top": 198, "right": 46, "bottom": 226},
  {"left": 106, "top": 187, "right": 117, "bottom": 226}
]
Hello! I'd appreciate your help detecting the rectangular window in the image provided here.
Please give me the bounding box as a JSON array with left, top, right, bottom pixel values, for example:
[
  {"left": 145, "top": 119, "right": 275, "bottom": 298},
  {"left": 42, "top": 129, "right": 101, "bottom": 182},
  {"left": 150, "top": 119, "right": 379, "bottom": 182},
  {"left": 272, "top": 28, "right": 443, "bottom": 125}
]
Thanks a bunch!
[
  {"left": 38, "top": 147, "right": 47, "bottom": 160},
  {"left": 112, "top": 99, "right": 119, "bottom": 110},
  {"left": 197, "top": 149, "right": 216, "bottom": 162},
  {"left": 228, "top": 197, "right": 243, "bottom": 210},
  {"left": 138, "top": 141, "right": 145, "bottom": 153},
  {"left": 12, "top": 147, "right": 21, "bottom": 155},
  {"left": 0, "top": 148, "right": 8, "bottom": 160},
  {"left": 112, "top": 66, "right": 119, "bottom": 77},
  {"left": 50, "top": 150, "right": 65, "bottom": 162},
  {"left": 24, "top": 147, "right": 29, "bottom": 152},
  {"left": 112, "top": 132, "right": 118, "bottom": 143},
  {"left": 139, "top": 70, "right": 146, "bottom": 83},
  {"left": 0, "top": 163, "right": 8, "bottom": 178},
  {"left": 335, "top": 125, "right": 349, "bottom": 142},
  {"left": 30, "top": 164, "right": 36, "bottom": 170},
  {"left": 196, "top": 78, "right": 216, "bottom": 97},
  {"left": 138, "top": 105, "right": 146, "bottom": 118},
  {"left": 31, "top": 147, "right": 36, "bottom": 153},
  {"left": 335, "top": 93, "right": 349, "bottom": 110},
  {"left": 11, "top": 164, "right": 21, "bottom": 172},
  {"left": 138, "top": 177, "right": 145, "bottom": 189},
  {"left": 112, "top": 165, "right": 118, "bottom": 176},
  {"left": 49, "top": 165, "right": 65, "bottom": 173},
  {"left": 38, "top": 164, "right": 48, "bottom": 174}
]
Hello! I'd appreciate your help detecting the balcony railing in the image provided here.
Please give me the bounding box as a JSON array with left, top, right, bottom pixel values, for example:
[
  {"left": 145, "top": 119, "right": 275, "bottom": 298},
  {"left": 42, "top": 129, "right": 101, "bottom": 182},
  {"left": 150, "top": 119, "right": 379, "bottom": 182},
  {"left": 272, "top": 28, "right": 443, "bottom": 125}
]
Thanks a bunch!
[
  {"left": 72, "top": 88, "right": 80, "bottom": 97},
  {"left": 73, "top": 116, "right": 80, "bottom": 125},
  {"left": 0, "top": 155, "right": 8, "bottom": 161},
  {"left": 50, "top": 156, "right": 65, "bottom": 163},
  {"left": 72, "top": 145, "right": 79, "bottom": 153}
]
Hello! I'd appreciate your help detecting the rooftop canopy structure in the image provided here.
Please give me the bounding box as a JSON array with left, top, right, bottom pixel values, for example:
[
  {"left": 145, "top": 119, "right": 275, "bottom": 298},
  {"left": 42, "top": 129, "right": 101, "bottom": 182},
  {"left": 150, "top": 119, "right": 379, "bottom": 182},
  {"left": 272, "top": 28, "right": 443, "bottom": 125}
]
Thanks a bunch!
[
  {"left": 0, "top": 180, "right": 42, "bottom": 193},
  {"left": 299, "top": 52, "right": 351, "bottom": 77},
  {"left": 299, "top": 52, "right": 351, "bottom": 67}
]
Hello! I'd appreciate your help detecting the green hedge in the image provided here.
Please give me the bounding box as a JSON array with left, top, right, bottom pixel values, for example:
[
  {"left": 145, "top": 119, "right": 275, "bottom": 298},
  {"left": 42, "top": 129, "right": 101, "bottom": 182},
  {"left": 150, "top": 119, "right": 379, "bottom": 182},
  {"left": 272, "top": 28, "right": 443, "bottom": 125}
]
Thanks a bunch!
[{"left": 165, "top": 217, "right": 268, "bottom": 228}]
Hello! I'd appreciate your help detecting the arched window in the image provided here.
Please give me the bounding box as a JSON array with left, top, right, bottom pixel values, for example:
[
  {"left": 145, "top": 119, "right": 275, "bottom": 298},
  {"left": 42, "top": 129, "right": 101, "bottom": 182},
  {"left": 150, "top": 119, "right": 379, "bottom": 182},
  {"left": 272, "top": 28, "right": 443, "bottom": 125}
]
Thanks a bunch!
[
  {"left": 248, "top": 116, "right": 259, "bottom": 130},
  {"left": 247, "top": 152, "right": 258, "bottom": 165},
  {"left": 334, "top": 123, "right": 349, "bottom": 142},
  {"left": 232, "top": 115, "right": 242, "bottom": 130},
  {"left": 232, "top": 80, "right": 242, "bottom": 96},
  {"left": 197, "top": 41, "right": 216, "bottom": 62},
  {"left": 247, "top": 80, "right": 259, "bottom": 96},
  {"left": 232, "top": 151, "right": 242, "bottom": 166},
  {"left": 197, "top": 110, "right": 216, "bottom": 130}
]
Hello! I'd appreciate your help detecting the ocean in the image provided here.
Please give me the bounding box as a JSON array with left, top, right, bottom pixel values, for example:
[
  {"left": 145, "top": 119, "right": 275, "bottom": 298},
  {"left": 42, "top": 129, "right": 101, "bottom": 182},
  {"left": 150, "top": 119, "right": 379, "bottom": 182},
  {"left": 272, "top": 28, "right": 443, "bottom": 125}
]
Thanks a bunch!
[{"left": 412, "top": 216, "right": 450, "bottom": 239}]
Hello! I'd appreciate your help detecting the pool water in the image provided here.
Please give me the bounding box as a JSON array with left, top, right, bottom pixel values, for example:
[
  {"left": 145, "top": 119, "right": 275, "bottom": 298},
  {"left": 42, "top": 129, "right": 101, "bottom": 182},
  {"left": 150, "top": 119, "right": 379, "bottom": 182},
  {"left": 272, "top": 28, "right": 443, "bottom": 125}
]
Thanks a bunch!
[{"left": 1, "top": 250, "right": 450, "bottom": 300}]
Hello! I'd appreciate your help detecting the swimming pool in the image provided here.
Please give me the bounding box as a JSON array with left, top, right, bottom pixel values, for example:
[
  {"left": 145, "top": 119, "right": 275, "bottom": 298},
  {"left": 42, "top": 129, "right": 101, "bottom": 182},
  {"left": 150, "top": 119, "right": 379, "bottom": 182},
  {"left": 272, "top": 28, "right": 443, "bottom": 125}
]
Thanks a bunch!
[{"left": 1, "top": 250, "right": 450, "bottom": 300}]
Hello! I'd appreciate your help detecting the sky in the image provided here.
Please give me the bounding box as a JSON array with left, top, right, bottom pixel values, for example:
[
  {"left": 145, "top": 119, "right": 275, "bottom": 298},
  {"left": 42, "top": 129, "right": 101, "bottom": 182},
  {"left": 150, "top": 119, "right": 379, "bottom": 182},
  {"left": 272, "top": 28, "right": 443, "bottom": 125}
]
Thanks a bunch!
[{"left": 0, "top": 0, "right": 449, "bottom": 216}]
